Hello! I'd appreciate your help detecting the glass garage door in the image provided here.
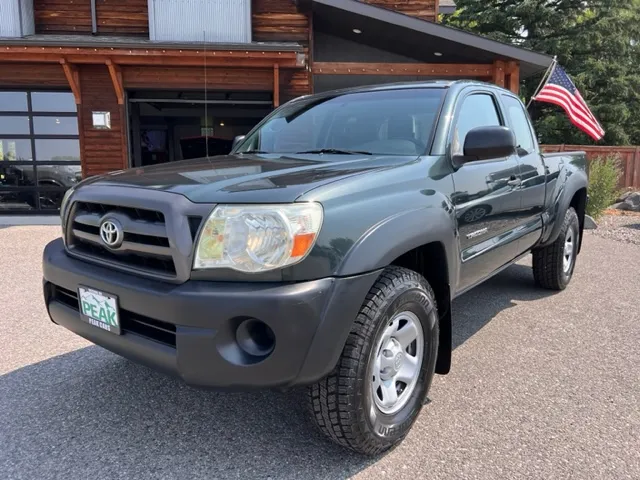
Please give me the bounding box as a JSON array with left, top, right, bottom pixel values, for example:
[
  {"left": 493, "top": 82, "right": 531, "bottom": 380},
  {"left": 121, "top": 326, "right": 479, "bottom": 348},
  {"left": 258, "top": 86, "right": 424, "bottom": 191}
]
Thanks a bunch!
[{"left": 0, "top": 90, "right": 81, "bottom": 213}]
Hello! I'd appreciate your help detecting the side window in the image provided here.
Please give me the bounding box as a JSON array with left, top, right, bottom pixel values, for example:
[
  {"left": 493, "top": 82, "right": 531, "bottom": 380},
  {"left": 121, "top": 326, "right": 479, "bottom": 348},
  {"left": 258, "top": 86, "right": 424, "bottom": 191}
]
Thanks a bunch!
[
  {"left": 502, "top": 95, "right": 535, "bottom": 154},
  {"left": 452, "top": 93, "right": 501, "bottom": 156}
]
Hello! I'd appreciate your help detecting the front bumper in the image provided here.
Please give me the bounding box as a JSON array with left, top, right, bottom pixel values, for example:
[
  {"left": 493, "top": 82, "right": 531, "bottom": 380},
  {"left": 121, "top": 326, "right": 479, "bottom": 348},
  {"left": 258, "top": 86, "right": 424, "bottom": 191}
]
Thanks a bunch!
[{"left": 43, "top": 238, "right": 380, "bottom": 389}]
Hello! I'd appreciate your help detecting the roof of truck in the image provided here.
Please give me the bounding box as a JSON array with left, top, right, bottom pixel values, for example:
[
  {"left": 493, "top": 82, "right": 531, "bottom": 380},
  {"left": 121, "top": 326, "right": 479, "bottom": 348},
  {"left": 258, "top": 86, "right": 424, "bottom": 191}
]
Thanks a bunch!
[{"left": 296, "top": 79, "right": 510, "bottom": 101}]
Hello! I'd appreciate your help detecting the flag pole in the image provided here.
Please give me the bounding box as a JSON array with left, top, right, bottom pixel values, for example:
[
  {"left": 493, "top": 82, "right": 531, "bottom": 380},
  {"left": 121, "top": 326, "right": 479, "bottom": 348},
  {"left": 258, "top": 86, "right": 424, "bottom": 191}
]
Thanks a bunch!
[{"left": 527, "top": 55, "right": 557, "bottom": 108}]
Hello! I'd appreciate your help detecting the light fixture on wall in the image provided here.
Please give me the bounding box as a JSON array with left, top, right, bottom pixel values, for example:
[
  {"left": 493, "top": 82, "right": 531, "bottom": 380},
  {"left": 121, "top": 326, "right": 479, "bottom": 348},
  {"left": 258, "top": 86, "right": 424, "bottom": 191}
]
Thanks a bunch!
[
  {"left": 352, "top": 28, "right": 362, "bottom": 34},
  {"left": 434, "top": 52, "right": 443, "bottom": 57},
  {"left": 92, "top": 111, "right": 111, "bottom": 129},
  {"left": 220, "top": 122, "right": 225, "bottom": 126}
]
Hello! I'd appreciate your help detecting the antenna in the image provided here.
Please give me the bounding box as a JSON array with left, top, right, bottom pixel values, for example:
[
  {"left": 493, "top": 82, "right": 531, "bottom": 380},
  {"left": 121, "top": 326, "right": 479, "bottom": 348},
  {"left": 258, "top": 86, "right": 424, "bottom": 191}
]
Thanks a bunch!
[{"left": 203, "top": 30, "right": 209, "bottom": 159}]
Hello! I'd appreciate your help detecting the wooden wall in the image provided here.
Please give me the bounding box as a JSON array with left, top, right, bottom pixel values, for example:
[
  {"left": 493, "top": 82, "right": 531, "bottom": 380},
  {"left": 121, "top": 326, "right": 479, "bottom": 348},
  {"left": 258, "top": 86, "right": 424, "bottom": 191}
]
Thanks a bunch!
[
  {"left": 96, "top": 0, "right": 148, "bottom": 35},
  {"left": 0, "top": 63, "right": 67, "bottom": 87},
  {"left": 78, "top": 65, "right": 127, "bottom": 177},
  {"left": 281, "top": 69, "right": 311, "bottom": 102},
  {"left": 34, "top": 0, "right": 148, "bottom": 35},
  {"left": 252, "top": 0, "right": 313, "bottom": 101},
  {"left": 252, "top": 0, "right": 310, "bottom": 42},
  {"left": 363, "top": 0, "right": 438, "bottom": 21},
  {"left": 35, "top": 0, "right": 92, "bottom": 33},
  {"left": 122, "top": 66, "right": 274, "bottom": 91}
]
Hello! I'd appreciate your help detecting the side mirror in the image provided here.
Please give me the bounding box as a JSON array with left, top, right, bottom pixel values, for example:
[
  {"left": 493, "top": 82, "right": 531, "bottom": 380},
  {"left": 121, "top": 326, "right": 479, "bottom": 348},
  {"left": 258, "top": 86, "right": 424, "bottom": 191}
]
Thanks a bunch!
[
  {"left": 454, "top": 126, "right": 516, "bottom": 167},
  {"left": 231, "top": 135, "right": 246, "bottom": 151}
]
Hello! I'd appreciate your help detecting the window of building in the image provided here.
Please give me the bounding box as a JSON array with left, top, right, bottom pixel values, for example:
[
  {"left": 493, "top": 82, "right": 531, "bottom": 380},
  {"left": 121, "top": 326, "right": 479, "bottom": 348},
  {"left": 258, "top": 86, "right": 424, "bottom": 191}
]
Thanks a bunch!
[{"left": 0, "top": 91, "right": 80, "bottom": 213}]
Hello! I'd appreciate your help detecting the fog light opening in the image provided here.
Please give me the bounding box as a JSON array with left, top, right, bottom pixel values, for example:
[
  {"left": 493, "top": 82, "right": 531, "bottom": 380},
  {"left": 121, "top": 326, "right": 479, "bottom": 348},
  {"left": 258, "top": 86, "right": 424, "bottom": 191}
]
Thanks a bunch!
[{"left": 236, "top": 319, "right": 275, "bottom": 358}]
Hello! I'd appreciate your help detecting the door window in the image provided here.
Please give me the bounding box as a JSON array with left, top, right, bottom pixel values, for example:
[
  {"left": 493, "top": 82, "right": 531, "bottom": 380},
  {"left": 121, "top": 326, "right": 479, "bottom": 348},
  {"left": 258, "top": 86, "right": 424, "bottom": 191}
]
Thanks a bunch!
[
  {"left": 452, "top": 94, "right": 501, "bottom": 156},
  {"left": 502, "top": 95, "right": 535, "bottom": 154}
]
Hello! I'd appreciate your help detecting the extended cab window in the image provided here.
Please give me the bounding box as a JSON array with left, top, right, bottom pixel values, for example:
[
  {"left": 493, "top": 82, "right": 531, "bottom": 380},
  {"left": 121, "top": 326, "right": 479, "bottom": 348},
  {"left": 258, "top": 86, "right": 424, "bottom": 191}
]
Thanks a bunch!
[
  {"left": 452, "top": 93, "right": 501, "bottom": 156},
  {"left": 502, "top": 95, "right": 535, "bottom": 154},
  {"left": 236, "top": 88, "right": 445, "bottom": 156}
]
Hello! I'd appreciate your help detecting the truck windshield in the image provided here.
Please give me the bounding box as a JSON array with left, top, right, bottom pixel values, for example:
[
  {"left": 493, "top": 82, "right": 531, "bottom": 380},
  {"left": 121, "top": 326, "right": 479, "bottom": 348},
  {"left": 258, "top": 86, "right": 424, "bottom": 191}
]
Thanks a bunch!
[{"left": 235, "top": 88, "right": 445, "bottom": 156}]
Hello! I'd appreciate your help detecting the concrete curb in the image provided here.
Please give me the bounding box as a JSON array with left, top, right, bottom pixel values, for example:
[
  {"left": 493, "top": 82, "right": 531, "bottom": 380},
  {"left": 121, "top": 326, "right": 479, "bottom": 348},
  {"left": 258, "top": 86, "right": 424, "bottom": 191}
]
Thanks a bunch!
[{"left": 0, "top": 216, "right": 60, "bottom": 226}]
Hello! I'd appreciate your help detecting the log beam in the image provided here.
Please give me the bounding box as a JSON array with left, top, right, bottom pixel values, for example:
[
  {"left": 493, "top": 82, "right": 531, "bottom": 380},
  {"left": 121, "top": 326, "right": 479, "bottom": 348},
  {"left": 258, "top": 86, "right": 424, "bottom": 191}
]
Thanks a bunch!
[
  {"left": 0, "top": 46, "right": 303, "bottom": 68},
  {"left": 106, "top": 59, "right": 124, "bottom": 105},
  {"left": 312, "top": 62, "right": 493, "bottom": 77},
  {"left": 59, "top": 58, "right": 81, "bottom": 104}
]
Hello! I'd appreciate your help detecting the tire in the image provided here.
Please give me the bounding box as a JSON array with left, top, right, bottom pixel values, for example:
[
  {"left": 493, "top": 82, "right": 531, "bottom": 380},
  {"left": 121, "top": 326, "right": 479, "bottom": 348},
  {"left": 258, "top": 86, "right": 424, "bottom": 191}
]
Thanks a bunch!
[
  {"left": 532, "top": 207, "right": 580, "bottom": 290},
  {"left": 307, "top": 266, "right": 439, "bottom": 456}
]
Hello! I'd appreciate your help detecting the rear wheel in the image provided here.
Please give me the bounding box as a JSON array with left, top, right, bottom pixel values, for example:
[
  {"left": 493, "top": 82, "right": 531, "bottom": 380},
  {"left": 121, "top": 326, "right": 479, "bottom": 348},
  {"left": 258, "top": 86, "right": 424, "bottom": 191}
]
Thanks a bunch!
[
  {"left": 532, "top": 207, "right": 580, "bottom": 290},
  {"left": 307, "top": 266, "right": 439, "bottom": 456}
]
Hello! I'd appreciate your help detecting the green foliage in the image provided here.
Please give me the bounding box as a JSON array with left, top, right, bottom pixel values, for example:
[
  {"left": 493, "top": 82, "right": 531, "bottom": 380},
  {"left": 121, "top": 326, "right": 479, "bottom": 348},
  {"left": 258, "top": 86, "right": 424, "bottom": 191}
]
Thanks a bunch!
[
  {"left": 444, "top": 0, "right": 640, "bottom": 146},
  {"left": 586, "top": 155, "right": 623, "bottom": 219}
]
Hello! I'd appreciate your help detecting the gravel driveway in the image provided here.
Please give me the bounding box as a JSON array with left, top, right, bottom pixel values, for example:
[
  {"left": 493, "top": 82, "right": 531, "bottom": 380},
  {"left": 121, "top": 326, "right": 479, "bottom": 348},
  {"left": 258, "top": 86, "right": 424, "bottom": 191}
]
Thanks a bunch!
[
  {"left": 591, "top": 212, "right": 640, "bottom": 246},
  {"left": 0, "top": 221, "right": 638, "bottom": 479}
]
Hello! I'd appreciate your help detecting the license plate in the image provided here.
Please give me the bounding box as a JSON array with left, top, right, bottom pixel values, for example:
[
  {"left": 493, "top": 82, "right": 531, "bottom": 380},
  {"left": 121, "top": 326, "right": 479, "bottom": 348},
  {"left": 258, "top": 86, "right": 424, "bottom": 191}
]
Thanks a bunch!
[{"left": 77, "top": 286, "right": 121, "bottom": 335}]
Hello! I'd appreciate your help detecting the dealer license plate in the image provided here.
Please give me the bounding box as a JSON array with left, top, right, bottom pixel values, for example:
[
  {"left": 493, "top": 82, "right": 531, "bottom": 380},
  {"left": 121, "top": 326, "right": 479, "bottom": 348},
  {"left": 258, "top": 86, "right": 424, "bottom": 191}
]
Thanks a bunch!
[{"left": 78, "top": 286, "right": 121, "bottom": 335}]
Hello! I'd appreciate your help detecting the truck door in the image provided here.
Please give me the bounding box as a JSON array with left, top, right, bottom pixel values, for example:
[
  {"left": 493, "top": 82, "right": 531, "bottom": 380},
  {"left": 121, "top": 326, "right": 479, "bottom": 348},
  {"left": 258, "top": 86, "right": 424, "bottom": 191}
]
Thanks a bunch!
[
  {"left": 500, "top": 94, "right": 547, "bottom": 253},
  {"left": 450, "top": 92, "right": 523, "bottom": 293}
]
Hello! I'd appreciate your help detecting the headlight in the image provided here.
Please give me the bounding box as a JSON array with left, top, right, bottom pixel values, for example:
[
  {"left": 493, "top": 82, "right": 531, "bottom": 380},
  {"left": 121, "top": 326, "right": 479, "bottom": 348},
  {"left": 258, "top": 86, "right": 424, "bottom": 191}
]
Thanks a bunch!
[{"left": 194, "top": 203, "right": 323, "bottom": 273}]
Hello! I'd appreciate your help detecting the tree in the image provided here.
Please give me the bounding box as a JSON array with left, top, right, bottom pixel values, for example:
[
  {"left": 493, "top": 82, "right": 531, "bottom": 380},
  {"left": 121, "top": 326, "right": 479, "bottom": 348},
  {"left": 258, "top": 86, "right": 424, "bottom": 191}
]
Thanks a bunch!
[{"left": 444, "top": 0, "right": 640, "bottom": 145}]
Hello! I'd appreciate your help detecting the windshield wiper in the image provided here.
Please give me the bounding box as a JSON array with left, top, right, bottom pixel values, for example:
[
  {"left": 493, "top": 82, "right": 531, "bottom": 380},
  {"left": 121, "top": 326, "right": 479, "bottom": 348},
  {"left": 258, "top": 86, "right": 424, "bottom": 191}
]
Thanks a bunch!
[
  {"left": 238, "top": 150, "right": 269, "bottom": 154},
  {"left": 295, "top": 148, "right": 372, "bottom": 155}
]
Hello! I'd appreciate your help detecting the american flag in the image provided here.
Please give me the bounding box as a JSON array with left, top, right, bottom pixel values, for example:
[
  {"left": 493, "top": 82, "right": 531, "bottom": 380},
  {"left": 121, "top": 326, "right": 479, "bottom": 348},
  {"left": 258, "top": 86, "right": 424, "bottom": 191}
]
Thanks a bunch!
[{"left": 533, "top": 64, "right": 605, "bottom": 141}]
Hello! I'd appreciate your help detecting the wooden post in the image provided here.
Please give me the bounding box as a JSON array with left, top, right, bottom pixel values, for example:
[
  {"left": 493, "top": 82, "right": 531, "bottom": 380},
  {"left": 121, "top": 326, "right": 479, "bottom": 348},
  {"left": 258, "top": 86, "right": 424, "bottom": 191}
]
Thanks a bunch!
[
  {"left": 273, "top": 63, "right": 280, "bottom": 108},
  {"left": 505, "top": 61, "right": 520, "bottom": 94},
  {"left": 492, "top": 60, "right": 505, "bottom": 88},
  {"left": 633, "top": 146, "right": 640, "bottom": 188}
]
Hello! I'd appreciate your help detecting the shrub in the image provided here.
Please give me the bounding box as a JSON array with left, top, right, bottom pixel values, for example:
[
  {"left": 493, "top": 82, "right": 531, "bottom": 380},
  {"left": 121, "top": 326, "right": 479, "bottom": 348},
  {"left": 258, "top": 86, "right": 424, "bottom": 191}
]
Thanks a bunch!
[{"left": 586, "top": 154, "right": 623, "bottom": 220}]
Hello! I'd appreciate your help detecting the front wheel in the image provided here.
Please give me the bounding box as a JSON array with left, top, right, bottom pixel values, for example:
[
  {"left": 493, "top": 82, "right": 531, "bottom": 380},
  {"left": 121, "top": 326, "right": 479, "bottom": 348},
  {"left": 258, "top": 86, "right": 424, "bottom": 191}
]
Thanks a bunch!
[
  {"left": 532, "top": 207, "right": 580, "bottom": 290},
  {"left": 307, "top": 266, "right": 439, "bottom": 456}
]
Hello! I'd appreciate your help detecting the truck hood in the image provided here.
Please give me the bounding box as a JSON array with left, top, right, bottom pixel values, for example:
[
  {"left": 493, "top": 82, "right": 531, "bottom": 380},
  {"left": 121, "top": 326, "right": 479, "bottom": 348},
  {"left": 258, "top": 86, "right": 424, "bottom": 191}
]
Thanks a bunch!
[{"left": 85, "top": 153, "right": 416, "bottom": 203}]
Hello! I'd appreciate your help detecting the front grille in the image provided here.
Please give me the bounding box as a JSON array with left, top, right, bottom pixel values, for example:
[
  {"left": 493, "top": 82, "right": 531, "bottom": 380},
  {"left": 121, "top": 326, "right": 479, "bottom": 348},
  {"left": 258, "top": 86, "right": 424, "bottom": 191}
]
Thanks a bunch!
[
  {"left": 52, "top": 285, "right": 177, "bottom": 348},
  {"left": 67, "top": 201, "right": 177, "bottom": 278}
]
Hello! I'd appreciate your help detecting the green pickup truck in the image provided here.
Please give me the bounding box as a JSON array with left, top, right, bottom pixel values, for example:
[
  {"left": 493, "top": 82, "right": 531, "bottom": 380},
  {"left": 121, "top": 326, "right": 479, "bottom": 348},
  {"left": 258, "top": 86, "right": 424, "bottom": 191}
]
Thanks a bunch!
[{"left": 43, "top": 80, "right": 588, "bottom": 455}]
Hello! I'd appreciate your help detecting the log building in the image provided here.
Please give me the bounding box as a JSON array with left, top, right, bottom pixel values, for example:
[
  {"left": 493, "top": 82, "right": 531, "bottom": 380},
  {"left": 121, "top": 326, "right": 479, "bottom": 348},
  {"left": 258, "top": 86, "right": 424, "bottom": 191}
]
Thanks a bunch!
[{"left": 0, "top": 0, "right": 552, "bottom": 212}]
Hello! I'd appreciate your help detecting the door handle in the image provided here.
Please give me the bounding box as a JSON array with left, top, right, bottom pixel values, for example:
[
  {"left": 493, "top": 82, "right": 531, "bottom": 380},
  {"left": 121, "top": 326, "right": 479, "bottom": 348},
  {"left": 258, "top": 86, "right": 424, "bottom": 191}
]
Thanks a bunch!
[{"left": 507, "top": 176, "right": 522, "bottom": 186}]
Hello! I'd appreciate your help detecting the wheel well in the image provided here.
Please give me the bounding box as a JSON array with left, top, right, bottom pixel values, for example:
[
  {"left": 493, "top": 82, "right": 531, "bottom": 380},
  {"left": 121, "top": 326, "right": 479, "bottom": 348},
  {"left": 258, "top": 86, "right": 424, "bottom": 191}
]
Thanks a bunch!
[
  {"left": 390, "top": 242, "right": 452, "bottom": 375},
  {"left": 570, "top": 188, "right": 587, "bottom": 253}
]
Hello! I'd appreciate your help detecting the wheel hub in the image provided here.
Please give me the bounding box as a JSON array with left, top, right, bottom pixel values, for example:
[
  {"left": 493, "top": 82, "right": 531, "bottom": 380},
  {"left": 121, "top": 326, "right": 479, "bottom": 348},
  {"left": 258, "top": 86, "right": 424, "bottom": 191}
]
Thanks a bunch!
[
  {"left": 370, "top": 311, "right": 424, "bottom": 415},
  {"left": 379, "top": 339, "right": 405, "bottom": 381},
  {"left": 563, "top": 228, "right": 574, "bottom": 273}
]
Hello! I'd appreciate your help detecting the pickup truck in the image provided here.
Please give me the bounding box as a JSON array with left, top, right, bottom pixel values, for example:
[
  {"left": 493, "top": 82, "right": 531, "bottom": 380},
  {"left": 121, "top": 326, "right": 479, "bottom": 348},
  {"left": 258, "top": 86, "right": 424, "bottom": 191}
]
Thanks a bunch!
[{"left": 42, "top": 80, "right": 588, "bottom": 456}]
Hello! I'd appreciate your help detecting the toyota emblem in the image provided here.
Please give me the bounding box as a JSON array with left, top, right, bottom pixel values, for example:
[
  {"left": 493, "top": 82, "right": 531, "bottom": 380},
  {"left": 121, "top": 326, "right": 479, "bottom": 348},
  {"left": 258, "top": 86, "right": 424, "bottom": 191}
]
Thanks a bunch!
[{"left": 99, "top": 219, "right": 123, "bottom": 249}]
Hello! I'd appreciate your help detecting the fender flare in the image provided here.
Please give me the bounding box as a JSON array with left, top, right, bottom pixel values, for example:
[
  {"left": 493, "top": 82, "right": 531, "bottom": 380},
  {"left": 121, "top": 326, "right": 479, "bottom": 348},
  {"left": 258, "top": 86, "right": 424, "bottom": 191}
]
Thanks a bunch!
[
  {"left": 335, "top": 206, "right": 457, "bottom": 375},
  {"left": 539, "top": 170, "right": 588, "bottom": 248},
  {"left": 335, "top": 206, "right": 458, "bottom": 279}
]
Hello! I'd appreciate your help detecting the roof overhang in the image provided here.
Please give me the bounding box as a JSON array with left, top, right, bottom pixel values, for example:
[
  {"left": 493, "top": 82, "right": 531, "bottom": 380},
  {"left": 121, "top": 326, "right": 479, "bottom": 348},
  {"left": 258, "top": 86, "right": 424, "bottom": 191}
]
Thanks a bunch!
[
  {"left": 308, "top": 0, "right": 553, "bottom": 78},
  {"left": 0, "top": 35, "right": 306, "bottom": 68}
]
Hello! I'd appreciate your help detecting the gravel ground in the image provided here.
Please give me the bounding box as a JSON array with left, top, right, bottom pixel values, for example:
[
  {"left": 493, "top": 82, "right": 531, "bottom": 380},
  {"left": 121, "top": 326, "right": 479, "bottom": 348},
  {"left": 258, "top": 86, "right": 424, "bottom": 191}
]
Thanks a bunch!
[
  {"left": 591, "top": 213, "right": 640, "bottom": 246},
  {"left": 0, "top": 226, "right": 639, "bottom": 480}
]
